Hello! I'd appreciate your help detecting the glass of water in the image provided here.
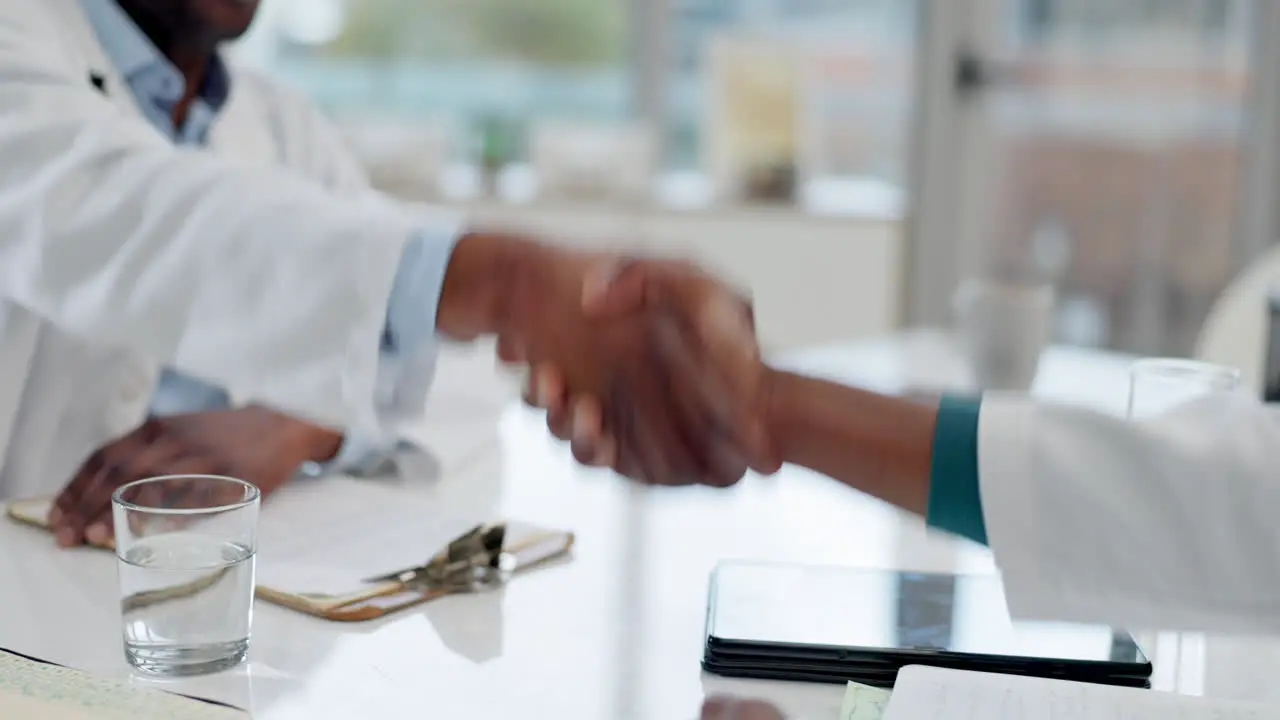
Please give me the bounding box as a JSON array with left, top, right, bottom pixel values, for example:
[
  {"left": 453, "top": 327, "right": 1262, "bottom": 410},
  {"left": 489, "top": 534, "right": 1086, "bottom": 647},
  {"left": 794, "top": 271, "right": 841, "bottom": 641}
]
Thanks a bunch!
[
  {"left": 112, "top": 475, "right": 259, "bottom": 676},
  {"left": 1126, "top": 358, "right": 1241, "bottom": 420}
]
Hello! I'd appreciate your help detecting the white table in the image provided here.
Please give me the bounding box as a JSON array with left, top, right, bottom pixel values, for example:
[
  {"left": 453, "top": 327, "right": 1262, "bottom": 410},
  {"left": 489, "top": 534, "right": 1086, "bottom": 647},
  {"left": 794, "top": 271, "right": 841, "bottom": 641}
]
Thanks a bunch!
[{"left": 0, "top": 331, "right": 1275, "bottom": 719}]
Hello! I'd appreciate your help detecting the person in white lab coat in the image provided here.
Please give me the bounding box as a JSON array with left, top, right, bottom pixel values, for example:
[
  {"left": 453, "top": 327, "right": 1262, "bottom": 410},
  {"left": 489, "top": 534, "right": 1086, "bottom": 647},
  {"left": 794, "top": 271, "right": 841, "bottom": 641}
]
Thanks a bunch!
[
  {"left": 529, "top": 260, "right": 1280, "bottom": 638},
  {"left": 0, "top": 0, "right": 755, "bottom": 546}
]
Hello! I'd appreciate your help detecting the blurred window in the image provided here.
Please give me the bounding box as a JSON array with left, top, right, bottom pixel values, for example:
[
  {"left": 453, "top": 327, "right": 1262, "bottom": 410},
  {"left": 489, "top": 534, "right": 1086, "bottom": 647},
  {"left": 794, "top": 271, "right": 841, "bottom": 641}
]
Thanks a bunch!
[
  {"left": 237, "top": 0, "right": 629, "bottom": 168},
  {"left": 957, "top": 0, "right": 1252, "bottom": 353},
  {"left": 237, "top": 0, "right": 917, "bottom": 214},
  {"left": 668, "top": 0, "right": 916, "bottom": 211}
]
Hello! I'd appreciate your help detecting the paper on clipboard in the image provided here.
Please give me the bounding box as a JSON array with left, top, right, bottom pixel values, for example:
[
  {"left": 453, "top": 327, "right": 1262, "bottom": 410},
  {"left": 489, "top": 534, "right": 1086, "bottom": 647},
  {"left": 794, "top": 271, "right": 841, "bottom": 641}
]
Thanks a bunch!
[{"left": 253, "top": 477, "right": 501, "bottom": 597}]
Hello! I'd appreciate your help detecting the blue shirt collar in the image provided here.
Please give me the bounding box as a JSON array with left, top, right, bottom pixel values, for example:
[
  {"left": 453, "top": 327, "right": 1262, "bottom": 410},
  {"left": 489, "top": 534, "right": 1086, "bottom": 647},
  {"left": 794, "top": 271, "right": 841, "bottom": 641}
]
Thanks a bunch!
[{"left": 78, "top": 0, "right": 231, "bottom": 111}]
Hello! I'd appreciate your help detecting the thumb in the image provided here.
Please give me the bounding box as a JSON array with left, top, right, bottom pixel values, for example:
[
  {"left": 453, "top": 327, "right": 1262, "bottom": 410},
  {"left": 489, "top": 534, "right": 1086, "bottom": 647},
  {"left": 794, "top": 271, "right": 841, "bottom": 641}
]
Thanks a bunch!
[{"left": 581, "top": 257, "right": 647, "bottom": 317}]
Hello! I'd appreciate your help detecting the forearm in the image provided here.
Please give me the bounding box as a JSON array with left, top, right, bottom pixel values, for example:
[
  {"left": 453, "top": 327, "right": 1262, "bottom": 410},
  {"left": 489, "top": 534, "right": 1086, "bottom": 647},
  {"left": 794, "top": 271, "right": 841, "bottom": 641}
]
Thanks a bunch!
[
  {"left": 436, "top": 231, "right": 581, "bottom": 340},
  {"left": 765, "top": 369, "right": 937, "bottom": 514},
  {"left": 764, "top": 368, "right": 988, "bottom": 542},
  {"left": 436, "top": 231, "right": 528, "bottom": 340}
]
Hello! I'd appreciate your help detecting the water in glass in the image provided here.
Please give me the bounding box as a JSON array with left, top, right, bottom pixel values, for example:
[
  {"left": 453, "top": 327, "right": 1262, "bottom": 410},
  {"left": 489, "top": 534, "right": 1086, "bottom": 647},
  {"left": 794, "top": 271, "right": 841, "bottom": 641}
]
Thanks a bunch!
[{"left": 118, "top": 532, "right": 255, "bottom": 675}]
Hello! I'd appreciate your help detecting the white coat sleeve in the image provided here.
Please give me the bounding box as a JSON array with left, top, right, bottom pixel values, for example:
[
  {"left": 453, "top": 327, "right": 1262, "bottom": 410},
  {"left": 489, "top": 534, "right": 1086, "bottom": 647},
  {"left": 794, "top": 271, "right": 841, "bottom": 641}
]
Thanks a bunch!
[
  {"left": 262, "top": 84, "right": 458, "bottom": 471},
  {"left": 978, "top": 392, "right": 1280, "bottom": 633},
  {"left": 0, "top": 15, "right": 432, "bottom": 432}
]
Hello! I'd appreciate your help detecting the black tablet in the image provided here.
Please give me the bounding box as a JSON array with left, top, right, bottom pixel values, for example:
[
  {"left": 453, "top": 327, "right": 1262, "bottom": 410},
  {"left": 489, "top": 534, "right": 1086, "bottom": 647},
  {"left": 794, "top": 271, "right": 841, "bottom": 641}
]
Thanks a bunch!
[{"left": 702, "top": 562, "right": 1151, "bottom": 685}]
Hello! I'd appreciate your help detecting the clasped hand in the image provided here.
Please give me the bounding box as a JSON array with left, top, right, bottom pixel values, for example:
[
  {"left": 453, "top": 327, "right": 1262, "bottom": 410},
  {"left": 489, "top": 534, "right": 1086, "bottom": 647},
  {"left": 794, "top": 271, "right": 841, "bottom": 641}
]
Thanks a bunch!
[{"left": 499, "top": 253, "right": 780, "bottom": 487}]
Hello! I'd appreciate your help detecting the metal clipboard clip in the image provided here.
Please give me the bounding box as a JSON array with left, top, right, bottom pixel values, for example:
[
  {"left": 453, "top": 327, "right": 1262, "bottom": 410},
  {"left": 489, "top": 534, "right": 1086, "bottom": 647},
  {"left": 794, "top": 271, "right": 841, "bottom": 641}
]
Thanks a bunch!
[{"left": 362, "top": 522, "right": 516, "bottom": 593}]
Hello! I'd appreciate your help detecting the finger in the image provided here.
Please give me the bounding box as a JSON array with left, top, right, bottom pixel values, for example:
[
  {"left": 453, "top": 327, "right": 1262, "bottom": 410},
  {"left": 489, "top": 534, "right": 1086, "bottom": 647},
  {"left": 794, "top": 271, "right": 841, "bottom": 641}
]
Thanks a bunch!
[
  {"left": 591, "top": 433, "right": 618, "bottom": 468},
  {"left": 614, "top": 339, "right": 703, "bottom": 485},
  {"left": 73, "top": 439, "right": 185, "bottom": 545},
  {"left": 523, "top": 364, "right": 566, "bottom": 411},
  {"left": 651, "top": 318, "right": 749, "bottom": 487},
  {"left": 612, "top": 384, "right": 675, "bottom": 483},
  {"left": 568, "top": 397, "right": 606, "bottom": 467},
  {"left": 580, "top": 257, "right": 629, "bottom": 314},
  {"left": 52, "top": 433, "right": 131, "bottom": 528},
  {"left": 547, "top": 400, "right": 573, "bottom": 442},
  {"left": 606, "top": 388, "right": 647, "bottom": 483},
  {"left": 119, "top": 456, "right": 218, "bottom": 537},
  {"left": 583, "top": 256, "right": 681, "bottom": 317},
  {"left": 496, "top": 334, "right": 526, "bottom": 365},
  {"left": 53, "top": 421, "right": 160, "bottom": 546},
  {"left": 84, "top": 515, "right": 115, "bottom": 548}
]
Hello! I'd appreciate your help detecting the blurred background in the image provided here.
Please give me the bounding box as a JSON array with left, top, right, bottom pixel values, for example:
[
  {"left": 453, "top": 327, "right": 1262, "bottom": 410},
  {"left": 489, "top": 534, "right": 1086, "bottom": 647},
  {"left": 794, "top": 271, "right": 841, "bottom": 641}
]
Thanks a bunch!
[{"left": 229, "top": 0, "right": 1272, "bottom": 358}]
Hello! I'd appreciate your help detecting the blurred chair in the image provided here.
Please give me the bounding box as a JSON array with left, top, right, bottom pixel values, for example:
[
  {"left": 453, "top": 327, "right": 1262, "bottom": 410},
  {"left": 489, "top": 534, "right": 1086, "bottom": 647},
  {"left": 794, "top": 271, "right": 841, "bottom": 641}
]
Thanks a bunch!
[
  {"left": 1195, "top": 245, "right": 1280, "bottom": 393},
  {"left": 528, "top": 121, "right": 657, "bottom": 204},
  {"left": 341, "top": 119, "right": 454, "bottom": 200}
]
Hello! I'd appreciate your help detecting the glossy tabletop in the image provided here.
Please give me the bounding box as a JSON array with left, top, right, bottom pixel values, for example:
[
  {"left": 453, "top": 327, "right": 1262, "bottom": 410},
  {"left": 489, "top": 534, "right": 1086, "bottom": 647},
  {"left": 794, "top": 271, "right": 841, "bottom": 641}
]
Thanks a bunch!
[{"left": 0, "top": 331, "right": 1276, "bottom": 719}]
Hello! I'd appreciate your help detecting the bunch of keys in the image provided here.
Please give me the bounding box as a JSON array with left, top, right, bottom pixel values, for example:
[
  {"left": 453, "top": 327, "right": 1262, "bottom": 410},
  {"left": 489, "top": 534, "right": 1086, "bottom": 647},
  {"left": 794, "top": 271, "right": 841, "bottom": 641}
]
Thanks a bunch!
[{"left": 362, "top": 523, "right": 517, "bottom": 594}]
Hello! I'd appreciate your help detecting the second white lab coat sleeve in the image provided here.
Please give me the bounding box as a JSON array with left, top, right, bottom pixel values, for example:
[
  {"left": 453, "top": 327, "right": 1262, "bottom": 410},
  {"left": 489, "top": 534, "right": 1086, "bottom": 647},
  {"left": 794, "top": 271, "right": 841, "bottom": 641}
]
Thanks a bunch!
[
  {"left": 978, "top": 393, "right": 1280, "bottom": 633},
  {"left": 0, "top": 16, "right": 434, "bottom": 432}
]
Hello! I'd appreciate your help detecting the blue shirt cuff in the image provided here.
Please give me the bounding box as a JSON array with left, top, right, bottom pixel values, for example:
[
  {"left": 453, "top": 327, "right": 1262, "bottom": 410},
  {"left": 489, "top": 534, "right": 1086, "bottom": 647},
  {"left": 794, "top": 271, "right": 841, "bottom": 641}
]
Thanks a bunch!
[
  {"left": 926, "top": 394, "right": 988, "bottom": 545},
  {"left": 149, "top": 368, "right": 231, "bottom": 416},
  {"left": 384, "top": 225, "right": 464, "bottom": 357},
  {"left": 299, "top": 431, "right": 407, "bottom": 478}
]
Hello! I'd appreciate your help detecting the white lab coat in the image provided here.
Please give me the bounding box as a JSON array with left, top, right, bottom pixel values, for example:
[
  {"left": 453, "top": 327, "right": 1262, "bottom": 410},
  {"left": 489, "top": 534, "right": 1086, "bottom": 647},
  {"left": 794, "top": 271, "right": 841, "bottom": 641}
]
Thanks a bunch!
[
  {"left": 0, "top": 0, "right": 451, "bottom": 498},
  {"left": 978, "top": 392, "right": 1280, "bottom": 634}
]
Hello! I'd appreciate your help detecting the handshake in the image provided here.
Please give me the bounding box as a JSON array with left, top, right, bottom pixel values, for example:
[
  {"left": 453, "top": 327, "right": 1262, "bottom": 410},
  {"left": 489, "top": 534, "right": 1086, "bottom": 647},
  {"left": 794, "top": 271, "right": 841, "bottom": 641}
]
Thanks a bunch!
[{"left": 492, "top": 244, "right": 784, "bottom": 487}]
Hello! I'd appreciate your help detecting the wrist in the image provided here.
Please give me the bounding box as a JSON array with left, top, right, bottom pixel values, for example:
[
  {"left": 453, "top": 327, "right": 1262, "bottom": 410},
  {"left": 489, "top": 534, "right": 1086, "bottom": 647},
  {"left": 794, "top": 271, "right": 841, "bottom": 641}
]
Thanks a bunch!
[
  {"left": 251, "top": 406, "right": 343, "bottom": 462},
  {"left": 438, "top": 231, "right": 539, "bottom": 340},
  {"left": 303, "top": 427, "right": 344, "bottom": 463},
  {"left": 762, "top": 367, "right": 800, "bottom": 466}
]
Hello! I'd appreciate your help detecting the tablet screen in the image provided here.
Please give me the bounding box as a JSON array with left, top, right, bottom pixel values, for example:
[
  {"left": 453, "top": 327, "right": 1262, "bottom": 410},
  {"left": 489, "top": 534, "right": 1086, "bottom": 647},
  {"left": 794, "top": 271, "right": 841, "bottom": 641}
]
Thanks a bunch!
[{"left": 707, "top": 563, "right": 1147, "bottom": 666}]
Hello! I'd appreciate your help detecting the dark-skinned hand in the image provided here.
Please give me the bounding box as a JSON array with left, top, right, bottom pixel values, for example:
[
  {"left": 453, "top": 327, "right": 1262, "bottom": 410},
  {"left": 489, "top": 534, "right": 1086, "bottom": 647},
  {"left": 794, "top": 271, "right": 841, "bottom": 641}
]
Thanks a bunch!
[
  {"left": 516, "top": 257, "right": 780, "bottom": 486},
  {"left": 48, "top": 406, "right": 342, "bottom": 547},
  {"left": 496, "top": 249, "right": 773, "bottom": 488}
]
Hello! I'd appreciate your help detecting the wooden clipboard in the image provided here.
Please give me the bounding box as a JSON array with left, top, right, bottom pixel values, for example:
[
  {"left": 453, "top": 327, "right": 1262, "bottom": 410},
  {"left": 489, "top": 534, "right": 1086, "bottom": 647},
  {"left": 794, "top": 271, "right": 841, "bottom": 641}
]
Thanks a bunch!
[{"left": 6, "top": 497, "right": 574, "bottom": 623}]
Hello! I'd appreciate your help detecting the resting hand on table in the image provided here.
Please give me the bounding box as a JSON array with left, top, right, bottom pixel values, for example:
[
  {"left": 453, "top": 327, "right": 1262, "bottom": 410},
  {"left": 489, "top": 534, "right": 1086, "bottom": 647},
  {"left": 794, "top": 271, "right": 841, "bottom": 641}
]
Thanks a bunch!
[
  {"left": 48, "top": 407, "right": 341, "bottom": 547},
  {"left": 514, "top": 258, "right": 780, "bottom": 485}
]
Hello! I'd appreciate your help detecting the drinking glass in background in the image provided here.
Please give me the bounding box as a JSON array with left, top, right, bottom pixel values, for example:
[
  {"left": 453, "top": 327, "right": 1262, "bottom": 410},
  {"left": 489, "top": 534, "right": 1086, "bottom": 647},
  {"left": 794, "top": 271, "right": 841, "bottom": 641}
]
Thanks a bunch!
[
  {"left": 953, "top": 277, "right": 1056, "bottom": 392},
  {"left": 1126, "top": 358, "right": 1242, "bottom": 420},
  {"left": 112, "top": 475, "right": 260, "bottom": 676}
]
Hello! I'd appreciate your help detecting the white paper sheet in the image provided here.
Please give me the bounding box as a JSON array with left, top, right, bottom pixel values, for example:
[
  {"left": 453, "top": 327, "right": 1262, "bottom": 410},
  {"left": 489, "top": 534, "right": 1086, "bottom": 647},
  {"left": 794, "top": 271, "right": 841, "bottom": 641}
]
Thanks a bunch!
[
  {"left": 253, "top": 477, "right": 493, "bottom": 596},
  {"left": 883, "top": 666, "right": 1275, "bottom": 720},
  {"left": 254, "top": 343, "right": 523, "bottom": 597}
]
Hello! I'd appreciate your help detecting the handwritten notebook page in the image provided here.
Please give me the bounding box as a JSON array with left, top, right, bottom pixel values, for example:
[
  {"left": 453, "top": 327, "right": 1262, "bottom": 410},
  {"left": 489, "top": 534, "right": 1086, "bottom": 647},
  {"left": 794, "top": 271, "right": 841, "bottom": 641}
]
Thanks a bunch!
[
  {"left": 882, "top": 665, "right": 1275, "bottom": 720},
  {"left": 0, "top": 651, "right": 244, "bottom": 720}
]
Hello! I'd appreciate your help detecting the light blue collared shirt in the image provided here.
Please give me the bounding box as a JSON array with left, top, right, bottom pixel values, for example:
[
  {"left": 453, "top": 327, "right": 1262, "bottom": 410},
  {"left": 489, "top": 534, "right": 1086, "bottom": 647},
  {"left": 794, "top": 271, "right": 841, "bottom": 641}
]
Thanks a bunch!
[{"left": 80, "top": 0, "right": 453, "bottom": 476}]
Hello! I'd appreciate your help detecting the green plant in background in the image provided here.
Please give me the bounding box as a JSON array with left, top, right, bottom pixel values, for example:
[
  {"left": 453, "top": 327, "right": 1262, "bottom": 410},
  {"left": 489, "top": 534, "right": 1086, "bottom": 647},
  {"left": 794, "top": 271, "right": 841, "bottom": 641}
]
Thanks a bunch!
[
  {"left": 324, "top": 0, "right": 625, "bottom": 67},
  {"left": 477, "top": 113, "right": 519, "bottom": 171}
]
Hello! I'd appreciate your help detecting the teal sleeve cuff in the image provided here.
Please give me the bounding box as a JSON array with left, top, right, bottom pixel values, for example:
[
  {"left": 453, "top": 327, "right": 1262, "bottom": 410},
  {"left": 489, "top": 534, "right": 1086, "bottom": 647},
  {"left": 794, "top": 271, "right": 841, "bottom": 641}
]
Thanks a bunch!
[{"left": 926, "top": 395, "right": 988, "bottom": 545}]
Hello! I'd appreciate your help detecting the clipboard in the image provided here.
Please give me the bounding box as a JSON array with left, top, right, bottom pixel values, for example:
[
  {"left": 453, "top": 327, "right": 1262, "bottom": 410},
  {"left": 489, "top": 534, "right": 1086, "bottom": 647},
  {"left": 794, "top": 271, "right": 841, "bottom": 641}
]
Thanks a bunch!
[{"left": 6, "top": 497, "right": 574, "bottom": 623}]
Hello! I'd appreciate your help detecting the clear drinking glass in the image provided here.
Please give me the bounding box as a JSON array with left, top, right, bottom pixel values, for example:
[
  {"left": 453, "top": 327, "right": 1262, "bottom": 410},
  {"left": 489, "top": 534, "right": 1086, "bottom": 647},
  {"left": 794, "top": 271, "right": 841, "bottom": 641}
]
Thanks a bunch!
[
  {"left": 953, "top": 277, "right": 1056, "bottom": 392},
  {"left": 1126, "top": 358, "right": 1241, "bottom": 420},
  {"left": 112, "top": 475, "right": 260, "bottom": 676}
]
